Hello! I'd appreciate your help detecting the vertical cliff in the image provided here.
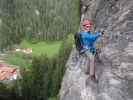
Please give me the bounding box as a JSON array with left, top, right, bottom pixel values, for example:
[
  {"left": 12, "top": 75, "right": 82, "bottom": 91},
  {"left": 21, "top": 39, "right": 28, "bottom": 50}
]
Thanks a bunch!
[{"left": 59, "top": 0, "right": 133, "bottom": 100}]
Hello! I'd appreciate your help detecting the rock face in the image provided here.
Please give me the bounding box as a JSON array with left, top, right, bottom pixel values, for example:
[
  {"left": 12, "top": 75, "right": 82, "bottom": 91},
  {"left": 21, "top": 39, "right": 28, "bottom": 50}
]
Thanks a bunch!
[{"left": 59, "top": 0, "right": 133, "bottom": 100}]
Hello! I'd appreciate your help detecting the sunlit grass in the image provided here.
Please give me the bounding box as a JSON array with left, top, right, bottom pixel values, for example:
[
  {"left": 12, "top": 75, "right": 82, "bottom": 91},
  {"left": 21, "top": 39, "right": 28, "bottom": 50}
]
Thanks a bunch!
[
  {"left": 20, "top": 40, "right": 62, "bottom": 57},
  {"left": 4, "top": 52, "right": 32, "bottom": 68},
  {"left": 4, "top": 40, "right": 62, "bottom": 67},
  {"left": 4, "top": 33, "right": 74, "bottom": 67}
]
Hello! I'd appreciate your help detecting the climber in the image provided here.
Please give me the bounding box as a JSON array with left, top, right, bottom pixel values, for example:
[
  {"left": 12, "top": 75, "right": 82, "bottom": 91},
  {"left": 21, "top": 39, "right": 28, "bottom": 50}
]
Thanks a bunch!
[{"left": 79, "top": 19, "right": 104, "bottom": 82}]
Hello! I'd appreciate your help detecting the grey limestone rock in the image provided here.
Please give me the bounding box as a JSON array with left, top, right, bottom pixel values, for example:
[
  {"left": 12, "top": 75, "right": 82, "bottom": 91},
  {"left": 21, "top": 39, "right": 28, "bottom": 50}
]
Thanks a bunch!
[{"left": 59, "top": 0, "right": 133, "bottom": 100}]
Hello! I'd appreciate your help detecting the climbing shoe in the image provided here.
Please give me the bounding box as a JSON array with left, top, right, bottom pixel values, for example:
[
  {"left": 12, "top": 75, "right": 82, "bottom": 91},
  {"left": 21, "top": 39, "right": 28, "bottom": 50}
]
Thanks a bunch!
[
  {"left": 85, "top": 71, "right": 89, "bottom": 75},
  {"left": 90, "top": 75, "right": 98, "bottom": 83}
]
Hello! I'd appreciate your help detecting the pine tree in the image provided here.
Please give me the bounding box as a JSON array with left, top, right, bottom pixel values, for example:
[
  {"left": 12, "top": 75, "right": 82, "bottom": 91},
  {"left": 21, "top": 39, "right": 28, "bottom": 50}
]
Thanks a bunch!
[{"left": 31, "top": 55, "right": 49, "bottom": 100}]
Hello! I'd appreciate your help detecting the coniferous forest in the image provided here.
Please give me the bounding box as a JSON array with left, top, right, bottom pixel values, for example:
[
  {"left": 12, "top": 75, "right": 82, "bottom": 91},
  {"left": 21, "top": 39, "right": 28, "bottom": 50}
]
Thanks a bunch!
[
  {"left": 0, "top": 0, "right": 80, "bottom": 50},
  {"left": 0, "top": 0, "right": 80, "bottom": 100}
]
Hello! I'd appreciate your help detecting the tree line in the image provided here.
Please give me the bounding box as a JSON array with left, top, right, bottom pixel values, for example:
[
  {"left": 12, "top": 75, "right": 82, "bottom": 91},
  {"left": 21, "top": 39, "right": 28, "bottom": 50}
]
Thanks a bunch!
[{"left": 0, "top": 0, "right": 80, "bottom": 50}]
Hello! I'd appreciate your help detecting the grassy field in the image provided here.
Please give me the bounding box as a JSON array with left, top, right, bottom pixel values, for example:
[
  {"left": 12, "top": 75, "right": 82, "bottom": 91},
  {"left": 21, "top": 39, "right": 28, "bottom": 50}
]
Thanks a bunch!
[
  {"left": 4, "top": 52, "right": 32, "bottom": 68},
  {"left": 20, "top": 40, "right": 62, "bottom": 57},
  {"left": 4, "top": 34, "right": 73, "bottom": 67},
  {"left": 4, "top": 40, "right": 62, "bottom": 67}
]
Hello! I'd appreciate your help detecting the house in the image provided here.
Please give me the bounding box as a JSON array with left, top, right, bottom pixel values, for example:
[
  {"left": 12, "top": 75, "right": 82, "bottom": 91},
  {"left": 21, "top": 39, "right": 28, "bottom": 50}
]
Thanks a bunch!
[{"left": 0, "top": 64, "right": 18, "bottom": 81}]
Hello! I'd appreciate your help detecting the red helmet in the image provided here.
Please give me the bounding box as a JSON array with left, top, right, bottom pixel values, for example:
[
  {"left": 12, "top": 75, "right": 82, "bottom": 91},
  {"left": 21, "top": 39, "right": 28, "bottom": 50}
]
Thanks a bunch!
[{"left": 83, "top": 19, "right": 92, "bottom": 28}]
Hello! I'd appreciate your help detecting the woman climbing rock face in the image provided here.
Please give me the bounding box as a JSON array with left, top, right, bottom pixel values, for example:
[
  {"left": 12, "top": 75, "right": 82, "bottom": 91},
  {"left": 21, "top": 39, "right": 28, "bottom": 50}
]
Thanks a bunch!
[{"left": 80, "top": 19, "right": 104, "bottom": 82}]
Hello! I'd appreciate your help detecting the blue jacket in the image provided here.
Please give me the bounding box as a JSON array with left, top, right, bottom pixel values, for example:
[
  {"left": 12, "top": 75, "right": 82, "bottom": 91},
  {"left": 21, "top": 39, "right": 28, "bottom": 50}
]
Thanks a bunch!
[{"left": 80, "top": 31, "right": 101, "bottom": 53}]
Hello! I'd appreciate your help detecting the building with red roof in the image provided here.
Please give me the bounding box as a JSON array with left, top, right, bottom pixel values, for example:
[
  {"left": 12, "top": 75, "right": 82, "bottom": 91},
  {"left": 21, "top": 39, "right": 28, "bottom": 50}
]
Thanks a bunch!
[{"left": 0, "top": 64, "right": 17, "bottom": 81}]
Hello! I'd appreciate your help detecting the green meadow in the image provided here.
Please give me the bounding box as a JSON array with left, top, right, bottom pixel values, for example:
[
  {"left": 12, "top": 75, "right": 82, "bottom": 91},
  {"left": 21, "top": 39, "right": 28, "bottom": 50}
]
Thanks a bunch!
[
  {"left": 4, "top": 40, "right": 62, "bottom": 67},
  {"left": 20, "top": 40, "right": 62, "bottom": 57}
]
